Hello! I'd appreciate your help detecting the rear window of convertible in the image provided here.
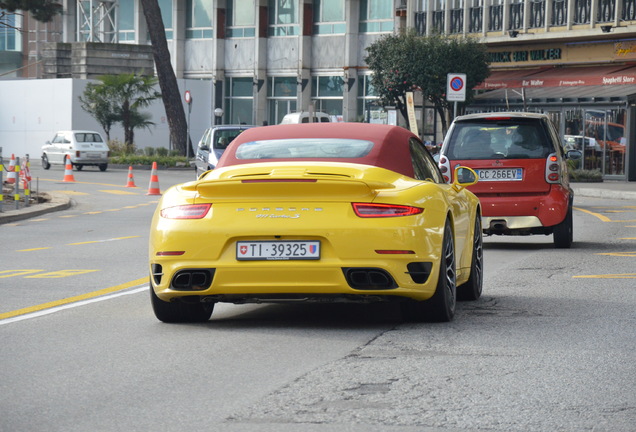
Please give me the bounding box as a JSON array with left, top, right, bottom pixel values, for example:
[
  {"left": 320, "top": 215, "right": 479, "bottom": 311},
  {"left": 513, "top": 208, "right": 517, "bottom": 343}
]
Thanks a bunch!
[{"left": 235, "top": 138, "right": 375, "bottom": 160}]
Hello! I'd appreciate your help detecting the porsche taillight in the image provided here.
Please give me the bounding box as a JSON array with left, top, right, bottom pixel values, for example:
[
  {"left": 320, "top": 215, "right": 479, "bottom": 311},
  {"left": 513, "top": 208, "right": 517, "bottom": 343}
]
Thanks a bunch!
[
  {"left": 438, "top": 156, "right": 452, "bottom": 183},
  {"left": 545, "top": 153, "right": 560, "bottom": 184},
  {"left": 352, "top": 203, "right": 423, "bottom": 217},
  {"left": 160, "top": 204, "right": 211, "bottom": 219}
]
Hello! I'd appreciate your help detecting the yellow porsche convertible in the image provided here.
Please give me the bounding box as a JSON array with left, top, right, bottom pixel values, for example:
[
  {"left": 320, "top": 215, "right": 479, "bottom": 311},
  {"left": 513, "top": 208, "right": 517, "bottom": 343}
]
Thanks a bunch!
[{"left": 149, "top": 123, "right": 482, "bottom": 323}]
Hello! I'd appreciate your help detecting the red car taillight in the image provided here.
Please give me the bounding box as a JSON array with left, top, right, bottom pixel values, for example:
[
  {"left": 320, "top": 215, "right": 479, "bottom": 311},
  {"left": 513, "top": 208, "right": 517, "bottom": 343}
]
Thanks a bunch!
[
  {"left": 160, "top": 204, "right": 211, "bottom": 219},
  {"left": 438, "top": 156, "right": 452, "bottom": 183},
  {"left": 352, "top": 203, "right": 423, "bottom": 218},
  {"left": 545, "top": 153, "right": 560, "bottom": 183}
]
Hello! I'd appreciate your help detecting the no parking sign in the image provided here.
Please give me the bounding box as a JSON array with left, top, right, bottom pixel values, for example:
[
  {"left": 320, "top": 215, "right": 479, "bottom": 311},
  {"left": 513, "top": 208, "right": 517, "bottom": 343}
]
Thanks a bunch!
[{"left": 447, "top": 73, "right": 466, "bottom": 102}]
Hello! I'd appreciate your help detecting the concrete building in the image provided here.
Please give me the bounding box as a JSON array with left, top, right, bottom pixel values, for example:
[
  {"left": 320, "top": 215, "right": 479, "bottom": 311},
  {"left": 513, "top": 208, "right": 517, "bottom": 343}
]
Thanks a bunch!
[{"left": 2, "top": 0, "right": 636, "bottom": 180}]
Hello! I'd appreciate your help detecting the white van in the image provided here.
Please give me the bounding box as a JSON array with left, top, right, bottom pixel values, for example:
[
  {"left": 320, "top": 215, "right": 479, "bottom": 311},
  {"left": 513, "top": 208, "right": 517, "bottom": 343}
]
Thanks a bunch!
[
  {"left": 279, "top": 111, "right": 332, "bottom": 124},
  {"left": 41, "top": 130, "right": 109, "bottom": 171}
]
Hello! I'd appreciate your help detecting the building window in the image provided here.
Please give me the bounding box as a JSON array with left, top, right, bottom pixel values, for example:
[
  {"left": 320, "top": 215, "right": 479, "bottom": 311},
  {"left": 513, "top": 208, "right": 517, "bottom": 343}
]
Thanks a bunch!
[
  {"left": 186, "top": 0, "right": 213, "bottom": 39},
  {"left": 269, "top": 0, "right": 299, "bottom": 36},
  {"left": 359, "top": 0, "right": 394, "bottom": 32},
  {"left": 357, "top": 75, "right": 385, "bottom": 123},
  {"left": 268, "top": 77, "right": 298, "bottom": 125},
  {"left": 158, "top": 0, "right": 174, "bottom": 40},
  {"left": 0, "top": 10, "right": 20, "bottom": 51},
  {"left": 311, "top": 75, "right": 343, "bottom": 118},
  {"left": 225, "top": 77, "right": 254, "bottom": 124},
  {"left": 227, "top": 0, "right": 256, "bottom": 37},
  {"left": 313, "top": 0, "right": 346, "bottom": 34},
  {"left": 118, "top": 0, "right": 135, "bottom": 41}
]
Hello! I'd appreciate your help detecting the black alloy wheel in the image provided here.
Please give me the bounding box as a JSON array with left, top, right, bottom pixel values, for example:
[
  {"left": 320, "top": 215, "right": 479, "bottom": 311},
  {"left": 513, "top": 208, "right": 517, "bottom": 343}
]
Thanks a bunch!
[{"left": 457, "top": 215, "right": 483, "bottom": 301}]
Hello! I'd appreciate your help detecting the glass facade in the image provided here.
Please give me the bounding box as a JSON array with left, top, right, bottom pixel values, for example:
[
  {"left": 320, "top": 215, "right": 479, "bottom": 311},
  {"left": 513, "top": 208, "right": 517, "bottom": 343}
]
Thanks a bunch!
[
  {"left": 313, "top": 0, "right": 346, "bottom": 34},
  {"left": 267, "top": 77, "right": 298, "bottom": 125},
  {"left": 186, "top": 0, "right": 213, "bottom": 39},
  {"left": 311, "top": 76, "right": 344, "bottom": 118},
  {"left": 118, "top": 0, "right": 136, "bottom": 41},
  {"left": 357, "top": 75, "right": 385, "bottom": 123},
  {"left": 359, "top": 0, "right": 394, "bottom": 32},
  {"left": 0, "top": 10, "right": 20, "bottom": 51},
  {"left": 158, "top": 0, "right": 174, "bottom": 40},
  {"left": 225, "top": 77, "right": 254, "bottom": 125},
  {"left": 563, "top": 108, "right": 627, "bottom": 177},
  {"left": 269, "top": 0, "right": 299, "bottom": 36},
  {"left": 227, "top": 0, "right": 256, "bottom": 37}
]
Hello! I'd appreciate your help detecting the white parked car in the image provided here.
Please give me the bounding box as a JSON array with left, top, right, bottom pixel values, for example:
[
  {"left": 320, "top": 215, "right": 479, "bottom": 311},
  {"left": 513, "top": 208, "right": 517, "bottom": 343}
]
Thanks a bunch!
[
  {"left": 279, "top": 111, "right": 332, "bottom": 124},
  {"left": 42, "top": 130, "right": 109, "bottom": 171}
]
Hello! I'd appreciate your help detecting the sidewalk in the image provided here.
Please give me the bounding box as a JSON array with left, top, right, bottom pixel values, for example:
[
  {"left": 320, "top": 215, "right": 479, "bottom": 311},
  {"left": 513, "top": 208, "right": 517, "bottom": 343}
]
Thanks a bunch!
[{"left": 1, "top": 180, "right": 635, "bottom": 225}]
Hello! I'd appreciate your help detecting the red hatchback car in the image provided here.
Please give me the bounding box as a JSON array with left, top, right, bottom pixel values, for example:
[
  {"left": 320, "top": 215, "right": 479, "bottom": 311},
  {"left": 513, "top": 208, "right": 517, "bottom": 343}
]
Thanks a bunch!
[{"left": 439, "top": 112, "right": 582, "bottom": 248}]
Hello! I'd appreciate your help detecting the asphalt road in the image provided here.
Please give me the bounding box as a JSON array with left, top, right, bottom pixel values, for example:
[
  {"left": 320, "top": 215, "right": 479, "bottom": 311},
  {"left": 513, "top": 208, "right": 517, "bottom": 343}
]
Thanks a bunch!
[{"left": 1, "top": 164, "right": 635, "bottom": 431}]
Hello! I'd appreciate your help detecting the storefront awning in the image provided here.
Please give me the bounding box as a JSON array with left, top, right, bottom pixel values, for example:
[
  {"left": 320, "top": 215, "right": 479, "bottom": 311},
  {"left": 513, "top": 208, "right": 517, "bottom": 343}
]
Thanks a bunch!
[{"left": 475, "top": 64, "right": 636, "bottom": 90}]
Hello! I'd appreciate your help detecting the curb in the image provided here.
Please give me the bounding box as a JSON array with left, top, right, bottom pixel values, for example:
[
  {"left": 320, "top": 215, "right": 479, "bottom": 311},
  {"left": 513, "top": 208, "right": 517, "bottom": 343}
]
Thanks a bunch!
[{"left": 0, "top": 192, "right": 73, "bottom": 225}]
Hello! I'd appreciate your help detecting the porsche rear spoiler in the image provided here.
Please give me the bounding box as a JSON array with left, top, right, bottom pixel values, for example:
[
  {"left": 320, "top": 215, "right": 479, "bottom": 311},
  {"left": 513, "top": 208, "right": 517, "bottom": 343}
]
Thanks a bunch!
[{"left": 180, "top": 166, "right": 398, "bottom": 200}]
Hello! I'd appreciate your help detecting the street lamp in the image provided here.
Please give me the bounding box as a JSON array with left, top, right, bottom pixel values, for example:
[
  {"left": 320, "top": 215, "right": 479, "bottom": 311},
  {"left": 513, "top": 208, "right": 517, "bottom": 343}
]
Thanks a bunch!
[{"left": 214, "top": 108, "right": 224, "bottom": 125}]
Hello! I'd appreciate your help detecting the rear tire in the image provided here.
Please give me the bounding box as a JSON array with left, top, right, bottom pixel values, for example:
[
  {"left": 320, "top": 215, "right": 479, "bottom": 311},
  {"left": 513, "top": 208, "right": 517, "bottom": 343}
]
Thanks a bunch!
[
  {"left": 458, "top": 215, "right": 483, "bottom": 301},
  {"left": 75, "top": 164, "right": 83, "bottom": 171},
  {"left": 401, "top": 219, "right": 456, "bottom": 322},
  {"left": 42, "top": 154, "right": 50, "bottom": 170},
  {"left": 553, "top": 205, "right": 573, "bottom": 249},
  {"left": 150, "top": 285, "right": 214, "bottom": 323},
  {"left": 99, "top": 163, "right": 108, "bottom": 172}
]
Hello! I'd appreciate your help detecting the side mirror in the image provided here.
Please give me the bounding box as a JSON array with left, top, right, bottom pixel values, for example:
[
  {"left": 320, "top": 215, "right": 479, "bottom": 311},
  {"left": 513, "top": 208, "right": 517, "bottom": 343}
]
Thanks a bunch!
[
  {"left": 198, "top": 145, "right": 209, "bottom": 152},
  {"left": 452, "top": 166, "right": 478, "bottom": 191},
  {"left": 566, "top": 149, "right": 582, "bottom": 160}
]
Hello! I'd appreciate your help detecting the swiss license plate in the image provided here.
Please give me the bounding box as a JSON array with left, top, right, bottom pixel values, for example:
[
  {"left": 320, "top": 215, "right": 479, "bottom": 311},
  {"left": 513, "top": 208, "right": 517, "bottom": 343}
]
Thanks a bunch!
[
  {"left": 236, "top": 241, "right": 320, "bottom": 261},
  {"left": 475, "top": 168, "right": 523, "bottom": 181}
]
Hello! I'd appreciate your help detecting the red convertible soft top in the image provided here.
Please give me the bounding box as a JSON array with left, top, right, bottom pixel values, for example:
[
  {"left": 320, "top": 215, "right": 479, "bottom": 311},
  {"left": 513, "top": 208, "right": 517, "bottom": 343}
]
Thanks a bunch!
[{"left": 216, "top": 123, "right": 418, "bottom": 177}]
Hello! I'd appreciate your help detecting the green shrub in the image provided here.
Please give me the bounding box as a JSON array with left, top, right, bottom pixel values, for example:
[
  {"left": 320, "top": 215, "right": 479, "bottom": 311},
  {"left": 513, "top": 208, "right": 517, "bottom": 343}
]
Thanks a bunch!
[
  {"left": 156, "top": 147, "right": 169, "bottom": 157},
  {"left": 144, "top": 147, "right": 156, "bottom": 157},
  {"left": 570, "top": 169, "right": 603, "bottom": 182}
]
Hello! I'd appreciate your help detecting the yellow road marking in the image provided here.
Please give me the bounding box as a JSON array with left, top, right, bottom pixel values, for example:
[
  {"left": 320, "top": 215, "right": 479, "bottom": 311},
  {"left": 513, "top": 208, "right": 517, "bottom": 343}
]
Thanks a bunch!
[
  {"left": 67, "top": 236, "right": 140, "bottom": 246},
  {"left": 99, "top": 189, "right": 139, "bottom": 195},
  {"left": 51, "top": 190, "right": 88, "bottom": 195},
  {"left": 0, "top": 277, "right": 148, "bottom": 320},
  {"left": 0, "top": 270, "right": 44, "bottom": 278},
  {"left": 596, "top": 251, "right": 636, "bottom": 257},
  {"left": 573, "top": 207, "right": 611, "bottom": 222},
  {"left": 17, "top": 247, "right": 52, "bottom": 252},
  {"left": 574, "top": 274, "right": 636, "bottom": 279},
  {"left": 25, "top": 269, "right": 99, "bottom": 278}
]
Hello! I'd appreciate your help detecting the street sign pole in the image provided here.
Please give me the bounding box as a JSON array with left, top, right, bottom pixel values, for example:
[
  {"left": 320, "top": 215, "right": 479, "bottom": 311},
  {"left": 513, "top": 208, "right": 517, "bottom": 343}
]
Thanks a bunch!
[
  {"left": 184, "top": 90, "right": 193, "bottom": 160},
  {"left": 447, "top": 73, "right": 466, "bottom": 121}
]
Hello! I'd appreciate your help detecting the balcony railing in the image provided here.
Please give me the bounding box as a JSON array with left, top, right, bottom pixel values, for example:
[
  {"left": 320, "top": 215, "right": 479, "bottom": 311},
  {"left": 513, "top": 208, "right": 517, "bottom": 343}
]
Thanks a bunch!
[
  {"left": 469, "top": 6, "right": 483, "bottom": 32},
  {"left": 624, "top": 0, "right": 636, "bottom": 20},
  {"left": 414, "top": 11, "right": 426, "bottom": 35},
  {"left": 450, "top": 8, "right": 463, "bottom": 33},
  {"left": 552, "top": 0, "right": 568, "bottom": 25},
  {"left": 574, "top": 0, "right": 592, "bottom": 24},
  {"left": 414, "top": 0, "right": 636, "bottom": 35},
  {"left": 529, "top": 0, "right": 545, "bottom": 28},
  {"left": 489, "top": 4, "right": 503, "bottom": 31},
  {"left": 509, "top": 2, "right": 524, "bottom": 30}
]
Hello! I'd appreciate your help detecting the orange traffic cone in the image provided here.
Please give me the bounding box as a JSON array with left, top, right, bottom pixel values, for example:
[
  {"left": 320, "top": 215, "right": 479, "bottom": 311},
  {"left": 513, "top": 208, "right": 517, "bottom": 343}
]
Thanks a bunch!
[
  {"left": 125, "top": 166, "right": 137, "bottom": 187},
  {"left": 62, "top": 154, "right": 76, "bottom": 182},
  {"left": 6, "top": 154, "right": 17, "bottom": 184},
  {"left": 146, "top": 161, "right": 161, "bottom": 195}
]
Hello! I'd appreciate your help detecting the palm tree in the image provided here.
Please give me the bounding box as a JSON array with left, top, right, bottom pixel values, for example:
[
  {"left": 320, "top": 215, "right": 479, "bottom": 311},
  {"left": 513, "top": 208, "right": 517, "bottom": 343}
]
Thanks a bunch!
[{"left": 80, "top": 73, "right": 161, "bottom": 152}]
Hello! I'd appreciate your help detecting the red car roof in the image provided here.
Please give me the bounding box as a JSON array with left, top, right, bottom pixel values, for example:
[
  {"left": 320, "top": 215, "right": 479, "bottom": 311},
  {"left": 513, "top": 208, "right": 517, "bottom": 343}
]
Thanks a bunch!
[{"left": 216, "top": 123, "right": 417, "bottom": 177}]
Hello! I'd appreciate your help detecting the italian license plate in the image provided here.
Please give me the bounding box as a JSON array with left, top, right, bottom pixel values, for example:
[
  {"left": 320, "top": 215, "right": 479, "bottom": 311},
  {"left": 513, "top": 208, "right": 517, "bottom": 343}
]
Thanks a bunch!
[
  {"left": 86, "top": 152, "right": 100, "bottom": 158},
  {"left": 476, "top": 168, "right": 523, "bottom": 181},
  {"left": 236, "top": 241, "right": 320, "bottom": 261}
]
